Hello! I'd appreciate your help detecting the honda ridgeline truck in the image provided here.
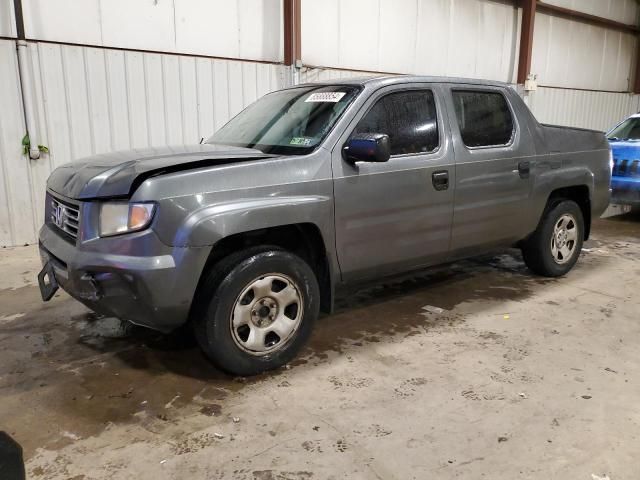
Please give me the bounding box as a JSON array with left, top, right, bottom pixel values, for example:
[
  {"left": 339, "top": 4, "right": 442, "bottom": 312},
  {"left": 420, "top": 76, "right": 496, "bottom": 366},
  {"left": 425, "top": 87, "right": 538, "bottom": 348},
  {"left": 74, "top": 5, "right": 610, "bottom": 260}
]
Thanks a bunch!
[{"left": 38, "top": 76, "right": 612, "bottom": 375}]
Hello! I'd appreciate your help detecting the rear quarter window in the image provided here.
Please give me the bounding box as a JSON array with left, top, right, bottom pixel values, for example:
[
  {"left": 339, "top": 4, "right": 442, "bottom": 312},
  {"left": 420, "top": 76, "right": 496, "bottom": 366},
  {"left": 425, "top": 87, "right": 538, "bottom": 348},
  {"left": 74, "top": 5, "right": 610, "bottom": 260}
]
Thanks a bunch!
[{"left": 452, "top": 90, "right": 514, "bottom": 148}]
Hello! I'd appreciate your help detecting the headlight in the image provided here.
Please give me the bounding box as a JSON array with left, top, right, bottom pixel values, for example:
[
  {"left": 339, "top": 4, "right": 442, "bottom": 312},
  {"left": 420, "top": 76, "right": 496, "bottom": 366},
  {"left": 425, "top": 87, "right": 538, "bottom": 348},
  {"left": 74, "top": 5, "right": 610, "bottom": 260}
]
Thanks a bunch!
[{"left": 99, "top": 202, "right": 156, "bottom": 237}]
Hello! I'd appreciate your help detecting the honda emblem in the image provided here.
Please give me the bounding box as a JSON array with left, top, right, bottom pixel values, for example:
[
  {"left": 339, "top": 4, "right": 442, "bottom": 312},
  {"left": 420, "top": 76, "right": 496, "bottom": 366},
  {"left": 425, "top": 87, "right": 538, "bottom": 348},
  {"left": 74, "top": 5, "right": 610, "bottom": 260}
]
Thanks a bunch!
[{"left": 53, "top": 205, "right": 65, "bottom": 228}]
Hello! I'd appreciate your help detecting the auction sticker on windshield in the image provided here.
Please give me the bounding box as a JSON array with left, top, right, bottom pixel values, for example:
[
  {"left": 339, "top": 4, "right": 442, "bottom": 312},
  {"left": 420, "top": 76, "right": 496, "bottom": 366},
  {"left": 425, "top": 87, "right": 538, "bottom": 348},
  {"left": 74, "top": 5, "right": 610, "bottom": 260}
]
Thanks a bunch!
[
  {"left": 305, "top": 92, "right": 346, "bottom": 103},
  {"left": 289, "top": 137, "right": 313, "bottom": 146}
]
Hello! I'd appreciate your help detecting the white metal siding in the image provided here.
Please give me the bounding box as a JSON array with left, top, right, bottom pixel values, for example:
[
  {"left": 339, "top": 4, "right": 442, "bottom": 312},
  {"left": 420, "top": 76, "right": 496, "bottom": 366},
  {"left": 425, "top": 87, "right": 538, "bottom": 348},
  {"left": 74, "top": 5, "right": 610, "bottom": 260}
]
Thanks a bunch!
[
  {"left": 541, "top": 0, "right": 638, "bottom": 24},
  {"left": 21, "top": 0, "right": 284, "bottom": 62},
  {"left": 302, "top": 0, "right": 638, "bottom": 92},
  {"left": 0, "top": 0, "right": 16, "bottom": 37},
  {"left": 532, "top": 0, "right": 640, "bottom": 92},
  {"left": 302, "top": 0, "right": 521, "bottom": 82},
  {"left": 0, "top": 39, "right": 35, "bottom": 247},
  {"left": 0, "top": 40, "right": 286, "bottom": 247},
  {"left": 527, "top": 86, "right": 640, "bottom": 131},
  {"left": 531, "top": 13, "right": 637, "bottom": 91}
]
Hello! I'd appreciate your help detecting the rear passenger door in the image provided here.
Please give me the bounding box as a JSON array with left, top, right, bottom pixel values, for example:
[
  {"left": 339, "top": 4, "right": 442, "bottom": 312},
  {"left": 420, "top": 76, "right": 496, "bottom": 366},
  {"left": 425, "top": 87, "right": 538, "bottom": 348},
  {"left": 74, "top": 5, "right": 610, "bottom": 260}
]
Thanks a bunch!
[
  {"left": 444, "top": 86, "right": 535, "bottom": 255},
  {"left": 332, "top": 84, "right": 455, "bottom": 282}
]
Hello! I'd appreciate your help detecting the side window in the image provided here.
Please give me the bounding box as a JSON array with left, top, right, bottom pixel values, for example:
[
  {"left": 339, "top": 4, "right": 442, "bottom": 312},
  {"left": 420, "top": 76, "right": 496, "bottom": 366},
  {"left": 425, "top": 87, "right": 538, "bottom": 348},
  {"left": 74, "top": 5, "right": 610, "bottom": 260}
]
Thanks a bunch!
[
  {"left": 352, "top": 90, "right": 439, "bottom": 156},
  {"left": 452, "top": 90, "right": 514, "bottom": 148}
]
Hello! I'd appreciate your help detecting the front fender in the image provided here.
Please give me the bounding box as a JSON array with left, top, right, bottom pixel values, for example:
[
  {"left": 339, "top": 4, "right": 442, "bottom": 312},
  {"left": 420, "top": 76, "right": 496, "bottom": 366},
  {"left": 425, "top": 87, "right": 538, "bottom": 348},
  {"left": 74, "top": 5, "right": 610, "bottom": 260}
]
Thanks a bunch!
[{"left": 171, "top": 195, "right": 333, "bottom": 247}]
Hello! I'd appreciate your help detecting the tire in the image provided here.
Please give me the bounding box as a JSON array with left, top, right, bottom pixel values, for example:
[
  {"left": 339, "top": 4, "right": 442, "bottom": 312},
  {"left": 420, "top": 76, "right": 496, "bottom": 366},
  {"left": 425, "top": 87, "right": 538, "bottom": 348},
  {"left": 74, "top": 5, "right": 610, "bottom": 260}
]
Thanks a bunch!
[
  {"left": 192, "top": 246, "right": 320, "bottom": 376},
  {"left": 522, "top": 199, "right": 584, "bottom": 277}
]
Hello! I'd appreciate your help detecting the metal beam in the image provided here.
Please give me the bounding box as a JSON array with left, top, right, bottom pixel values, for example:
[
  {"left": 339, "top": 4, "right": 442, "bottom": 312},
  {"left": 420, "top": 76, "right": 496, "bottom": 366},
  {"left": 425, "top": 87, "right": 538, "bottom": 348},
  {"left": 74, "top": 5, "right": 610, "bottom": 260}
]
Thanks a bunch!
[
  {"left": 517, "top": 0, "right": 536, "bottom": 84},
  {"left": 12, "top": 0, "right": 26, "bottom": 40},
  {"left": 634, "top": 44, "right": 640, "bottom": 94},
  {"left": 283, "top": 0, "right": 301, "bottom": 66},
  {"left": 536, "top": 1, "right": 640, "bottom": 35}
]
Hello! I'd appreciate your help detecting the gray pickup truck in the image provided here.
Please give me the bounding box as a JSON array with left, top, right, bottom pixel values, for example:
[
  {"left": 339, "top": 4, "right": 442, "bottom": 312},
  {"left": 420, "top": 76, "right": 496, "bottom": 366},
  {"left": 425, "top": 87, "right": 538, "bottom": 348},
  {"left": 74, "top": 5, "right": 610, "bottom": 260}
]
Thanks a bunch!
[{"left": 38, "top": 76, "right": 611, "bottom": 375}]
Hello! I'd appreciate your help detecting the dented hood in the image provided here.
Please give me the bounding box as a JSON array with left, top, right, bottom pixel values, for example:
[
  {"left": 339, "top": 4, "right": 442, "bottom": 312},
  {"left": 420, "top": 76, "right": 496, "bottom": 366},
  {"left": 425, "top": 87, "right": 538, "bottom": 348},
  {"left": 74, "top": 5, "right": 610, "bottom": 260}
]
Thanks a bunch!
[{"left": 47, "top": 144, "right": 276, "bottom": 199}]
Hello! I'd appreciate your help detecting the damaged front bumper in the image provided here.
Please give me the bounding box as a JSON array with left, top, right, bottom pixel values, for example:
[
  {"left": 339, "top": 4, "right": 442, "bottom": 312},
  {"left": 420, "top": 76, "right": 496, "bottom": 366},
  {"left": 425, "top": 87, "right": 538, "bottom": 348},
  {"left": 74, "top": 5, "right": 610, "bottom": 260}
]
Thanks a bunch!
[{"left": 38, "top": 223, "right": 210, "bottom": 333}]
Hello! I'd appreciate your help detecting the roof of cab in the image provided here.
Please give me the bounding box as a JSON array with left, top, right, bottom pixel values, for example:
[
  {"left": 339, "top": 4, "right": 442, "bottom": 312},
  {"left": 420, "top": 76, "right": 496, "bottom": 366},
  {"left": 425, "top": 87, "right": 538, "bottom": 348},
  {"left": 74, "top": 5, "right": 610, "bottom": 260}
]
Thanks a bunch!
[{"left": 295, "top": 74, "right": 509, "bottom": 89}]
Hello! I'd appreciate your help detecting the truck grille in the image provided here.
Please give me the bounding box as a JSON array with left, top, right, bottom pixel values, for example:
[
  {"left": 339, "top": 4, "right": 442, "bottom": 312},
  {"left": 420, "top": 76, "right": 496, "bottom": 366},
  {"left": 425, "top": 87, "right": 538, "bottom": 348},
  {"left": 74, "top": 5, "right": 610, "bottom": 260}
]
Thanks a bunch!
[
  {"left": 613, "top": 158, "right": 640, "bottom": 177},
  {"left": 49, "top": 195, "right": 80, "bottom": 239}
]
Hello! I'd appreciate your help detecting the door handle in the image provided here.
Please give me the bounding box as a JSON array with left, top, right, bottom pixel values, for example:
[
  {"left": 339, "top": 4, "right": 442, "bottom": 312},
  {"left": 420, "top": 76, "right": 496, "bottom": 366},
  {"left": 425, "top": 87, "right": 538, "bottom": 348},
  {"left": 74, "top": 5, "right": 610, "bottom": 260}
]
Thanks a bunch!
[
  {"left": 518, "top": 161, "right": 530, "bottom": 179},
  {"left": 432, "top": 170, "right": 449, "bottom": 191}
]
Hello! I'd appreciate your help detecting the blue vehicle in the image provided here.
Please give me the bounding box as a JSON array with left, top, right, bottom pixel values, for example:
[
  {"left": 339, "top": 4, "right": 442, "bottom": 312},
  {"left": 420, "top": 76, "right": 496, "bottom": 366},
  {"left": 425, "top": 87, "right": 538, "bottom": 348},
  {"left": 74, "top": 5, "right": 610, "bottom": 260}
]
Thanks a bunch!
[{"left": 608, "top": 114, "right": 640, "bottom": 205}]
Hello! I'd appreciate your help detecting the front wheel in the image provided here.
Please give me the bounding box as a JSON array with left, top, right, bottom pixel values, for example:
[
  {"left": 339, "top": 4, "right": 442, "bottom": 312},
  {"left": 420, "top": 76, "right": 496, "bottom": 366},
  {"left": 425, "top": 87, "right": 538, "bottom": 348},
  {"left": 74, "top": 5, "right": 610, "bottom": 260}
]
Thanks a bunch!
[
  {"left": 522, "top": 199, "right": 584, "bottom": 277},
  {"left": 193, "top": 247, "right": 320, "bottom": 376}
]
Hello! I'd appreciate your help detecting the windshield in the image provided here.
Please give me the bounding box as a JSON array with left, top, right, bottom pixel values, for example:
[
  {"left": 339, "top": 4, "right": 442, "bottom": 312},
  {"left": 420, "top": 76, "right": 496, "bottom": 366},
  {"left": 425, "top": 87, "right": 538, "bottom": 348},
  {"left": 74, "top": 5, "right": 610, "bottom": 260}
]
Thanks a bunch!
[
  {"left": 207, "top": 85, "right": 361, "bottom": 155},
  {"left": 608, "top": 117, "right": 640, "bottom": 141}
]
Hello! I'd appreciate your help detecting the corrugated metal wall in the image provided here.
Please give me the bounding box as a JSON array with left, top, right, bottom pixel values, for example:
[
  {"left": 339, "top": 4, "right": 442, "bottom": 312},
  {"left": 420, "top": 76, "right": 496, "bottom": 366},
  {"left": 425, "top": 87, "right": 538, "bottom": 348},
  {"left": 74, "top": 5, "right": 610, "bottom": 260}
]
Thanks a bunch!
[
  {"left": 532, "top": 12, "right": 637, "bottom": 91},
  {"left": 302, "top": 0, "right": 522, "bottom": 83},
  {"left": 301, "top": 0, "right": 639, "bottom": 93},
  {"left": 526, "top": 87, "right": 640, "bottom": 130},
  {"left": 0, "top": 40, "right": 287, "bottom": 247},
  {"left": 0, "top": 39, "right": 32, "bottom": 247},
  {"left": 1, "top": 0, "right": 640, "bottom": 246},
  {"left": 532, "top": 0, "right": 639, "bottom": 91},
  {"left": 18, "top": 0, "right": 283, "bottom": 63},
  {"left": 0, "top": 1, "right": 16, "bottom": 37}
]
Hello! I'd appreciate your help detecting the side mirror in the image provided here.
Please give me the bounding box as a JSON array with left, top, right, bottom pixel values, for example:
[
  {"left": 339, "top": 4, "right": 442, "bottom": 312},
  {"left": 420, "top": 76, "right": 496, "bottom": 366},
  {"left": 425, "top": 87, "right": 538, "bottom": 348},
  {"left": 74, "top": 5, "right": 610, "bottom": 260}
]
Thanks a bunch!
[{"left": 342, "top": 133, "right": 390, "bottom": 163}]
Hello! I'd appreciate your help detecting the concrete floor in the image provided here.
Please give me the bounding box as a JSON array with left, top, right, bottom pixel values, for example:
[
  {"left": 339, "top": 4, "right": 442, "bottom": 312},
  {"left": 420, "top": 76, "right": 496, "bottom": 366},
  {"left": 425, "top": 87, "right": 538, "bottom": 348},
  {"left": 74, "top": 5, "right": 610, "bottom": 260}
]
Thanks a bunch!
[{"left": 1, "top": 214, "right": 639, "bottom": 480}]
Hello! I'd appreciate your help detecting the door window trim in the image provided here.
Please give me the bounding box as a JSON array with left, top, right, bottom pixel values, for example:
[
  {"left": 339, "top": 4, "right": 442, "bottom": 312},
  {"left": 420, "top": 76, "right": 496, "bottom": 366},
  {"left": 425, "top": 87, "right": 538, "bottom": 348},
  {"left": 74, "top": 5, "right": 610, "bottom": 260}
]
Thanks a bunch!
[
  {"left": 451, "top": 88, "right": 517, "bottom": 151},
  {"left": 347, "top": 87, "right": 442, "bottom": 160}
]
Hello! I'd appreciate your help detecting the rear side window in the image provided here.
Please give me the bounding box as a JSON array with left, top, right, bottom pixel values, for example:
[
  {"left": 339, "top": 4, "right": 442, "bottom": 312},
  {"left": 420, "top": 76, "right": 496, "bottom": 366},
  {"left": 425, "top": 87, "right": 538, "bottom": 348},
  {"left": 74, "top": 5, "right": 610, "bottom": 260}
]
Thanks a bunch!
[
  {"left": 352, "top": 90, "right": 439, "bottom": 156},
  {"left": 452, "top": 90, "right": 514, "bottom": 148}
]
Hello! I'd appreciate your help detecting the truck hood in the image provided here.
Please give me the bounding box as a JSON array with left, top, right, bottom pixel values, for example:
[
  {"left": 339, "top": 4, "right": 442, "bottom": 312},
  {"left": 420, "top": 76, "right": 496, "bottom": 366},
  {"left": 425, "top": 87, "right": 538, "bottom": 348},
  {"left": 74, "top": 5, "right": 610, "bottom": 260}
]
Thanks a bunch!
[{"left": 47, "top": 144, "right": 277, "bottom": 199}]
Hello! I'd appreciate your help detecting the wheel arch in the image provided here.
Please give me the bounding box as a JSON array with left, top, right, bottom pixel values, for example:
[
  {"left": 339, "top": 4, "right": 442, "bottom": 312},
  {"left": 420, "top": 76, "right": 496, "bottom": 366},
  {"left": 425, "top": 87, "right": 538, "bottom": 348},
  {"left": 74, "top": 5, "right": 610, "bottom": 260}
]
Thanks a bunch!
[
  {"left": 546, "top": 185, "right": 592, "bottom": 239},
  {"left": 191, "top": 223, "right": 334, "bottom": 317}
]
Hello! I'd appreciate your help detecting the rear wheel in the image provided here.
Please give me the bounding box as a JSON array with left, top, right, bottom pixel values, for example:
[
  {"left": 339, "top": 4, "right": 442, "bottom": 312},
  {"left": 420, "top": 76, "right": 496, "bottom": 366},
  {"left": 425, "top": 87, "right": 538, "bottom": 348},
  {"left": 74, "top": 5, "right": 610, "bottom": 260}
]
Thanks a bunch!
[
  {"left": 522, "top": 200, "right": 584, "bottom": 277},
  {"left": 193, "top": 247, "right": 319, "bottom": 376}
]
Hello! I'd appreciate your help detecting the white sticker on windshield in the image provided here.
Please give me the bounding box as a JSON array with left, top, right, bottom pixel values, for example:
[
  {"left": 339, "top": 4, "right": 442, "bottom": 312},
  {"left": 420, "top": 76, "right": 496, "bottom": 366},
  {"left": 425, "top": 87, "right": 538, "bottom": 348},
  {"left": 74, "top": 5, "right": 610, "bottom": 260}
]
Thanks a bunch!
[
  {"left": 305, "top": 92, "right": 346, "bottom": 103},
  {"left": 290, "top": 137, "right": 313, "bottom": 146}
]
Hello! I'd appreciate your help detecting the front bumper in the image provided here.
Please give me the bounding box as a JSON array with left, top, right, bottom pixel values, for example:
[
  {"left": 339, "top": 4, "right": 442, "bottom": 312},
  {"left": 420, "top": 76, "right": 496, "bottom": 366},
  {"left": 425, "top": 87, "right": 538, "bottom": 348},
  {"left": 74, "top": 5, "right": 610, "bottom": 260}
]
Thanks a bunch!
[
  {"left": 38, "top": 224, "right": 210, "bottom": 332},
  {"left": 611, "top": 176, "right": 640, "bottom": 206}
]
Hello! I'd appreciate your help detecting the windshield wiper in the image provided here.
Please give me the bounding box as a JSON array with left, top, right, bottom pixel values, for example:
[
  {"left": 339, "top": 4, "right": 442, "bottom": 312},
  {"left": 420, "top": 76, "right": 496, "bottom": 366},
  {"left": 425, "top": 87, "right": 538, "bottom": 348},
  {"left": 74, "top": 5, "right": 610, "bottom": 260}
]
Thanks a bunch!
[{"left": 608, "top": 137, "right": 619, "bottom": 141}]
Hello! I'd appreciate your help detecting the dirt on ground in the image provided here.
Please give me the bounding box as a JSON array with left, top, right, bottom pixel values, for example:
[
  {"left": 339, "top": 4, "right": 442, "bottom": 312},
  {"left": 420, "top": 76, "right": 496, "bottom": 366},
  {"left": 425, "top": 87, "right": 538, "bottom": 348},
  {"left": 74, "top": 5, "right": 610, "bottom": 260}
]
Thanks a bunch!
[{"left": 1, "top": 214, "right": 639, "bottom": 479}]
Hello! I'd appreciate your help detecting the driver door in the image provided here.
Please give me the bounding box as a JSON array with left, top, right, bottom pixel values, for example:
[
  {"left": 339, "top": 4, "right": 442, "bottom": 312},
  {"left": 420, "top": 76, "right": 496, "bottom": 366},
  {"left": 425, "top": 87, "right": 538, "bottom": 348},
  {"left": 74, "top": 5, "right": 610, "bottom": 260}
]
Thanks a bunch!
[{"left": 331, "top": 84, "right": 455, "bottom": 282}]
